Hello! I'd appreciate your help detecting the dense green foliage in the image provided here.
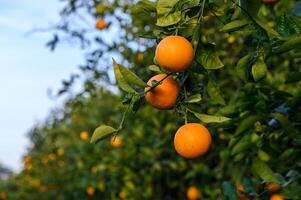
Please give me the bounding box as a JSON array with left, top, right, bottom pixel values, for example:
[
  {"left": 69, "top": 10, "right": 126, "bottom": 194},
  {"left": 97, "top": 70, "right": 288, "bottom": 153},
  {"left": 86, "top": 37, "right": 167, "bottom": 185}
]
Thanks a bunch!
[{"left": 1, "top": 0, "right": 301, "bottom": 199}]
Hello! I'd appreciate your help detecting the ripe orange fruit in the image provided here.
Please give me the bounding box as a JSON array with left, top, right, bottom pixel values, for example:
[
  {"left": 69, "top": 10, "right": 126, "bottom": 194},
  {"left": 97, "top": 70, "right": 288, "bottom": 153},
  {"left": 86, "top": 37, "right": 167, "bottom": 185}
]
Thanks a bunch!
[
  {"left": 86, "top": 186, "right": 95, "bottom": 196},
  {"left": 174, "top": 123, "right": 212, "bottom": 159},
  {"left": 155, "top": 35, "right": 194, "bottom": 72},
  {"left": 96, "top": 19, "right": 106, "bottom": 30},
  {"left": 270, "top": 194, "right": 284, "bottom": 200},
  {"left": 236, "top": 184, "right": 248, "bottom": 199},
  {"left": 145, "top": 74, "right": 179, "bottom": 110},
  {"left": 267, "top": 183, "right": 281, "bottom": 193},
  {"left": 110, "top": 136, "right": 122, "bottom": 148},
  {"left": 80, "top": 131, "right": 89, "bottom": 141},
  {"left": 187, "top": 186, "right": 201, "bottom": 200},
  {"left": 262, "top": 0, "right": 279, "bottom": 4},
  {"left": 119, "top": 191, "right": 126, "bottom": 199}
]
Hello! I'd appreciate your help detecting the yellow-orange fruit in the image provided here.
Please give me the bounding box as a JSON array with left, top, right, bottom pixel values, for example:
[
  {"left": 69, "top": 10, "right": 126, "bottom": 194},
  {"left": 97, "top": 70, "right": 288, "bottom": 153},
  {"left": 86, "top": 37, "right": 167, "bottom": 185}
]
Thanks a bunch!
[
  {"left": 86, "top": 186, "right": 95, "bottom": 196},
  {"left": 119, "top": 191, "right": 126, "bottom": 199},
  {"left": 96, "top": 19, "right": 106, "bottom": 30},
  {"left": 155, "top": 35, "right": 194, "bottom": 72},
  {"left": 110, "top": 136, "right": 122, "bottom": 148},
  {"left": 267, "top": 183, "right": 281, "bottom": 193},
  {"left": 270, "top": 194, "right": 284, "bottom": 200},
  {"left": 80, "top": 131, "right": 89, "bottom": 141},
  {"left": 145, "top": 74, "right": 179, "bottom": 110},
  {"left": 174, "top": 123, "right": 212, "bottom": 159},
  {"left": 187, "top": 186, "right": 201, "bottom": 200}
]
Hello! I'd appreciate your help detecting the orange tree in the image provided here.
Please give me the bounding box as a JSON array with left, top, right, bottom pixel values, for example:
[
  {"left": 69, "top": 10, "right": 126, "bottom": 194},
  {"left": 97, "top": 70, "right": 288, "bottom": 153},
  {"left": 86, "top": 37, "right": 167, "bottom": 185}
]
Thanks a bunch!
[{"left": 0, "top": 0, "right": 301, "bottom": 199}]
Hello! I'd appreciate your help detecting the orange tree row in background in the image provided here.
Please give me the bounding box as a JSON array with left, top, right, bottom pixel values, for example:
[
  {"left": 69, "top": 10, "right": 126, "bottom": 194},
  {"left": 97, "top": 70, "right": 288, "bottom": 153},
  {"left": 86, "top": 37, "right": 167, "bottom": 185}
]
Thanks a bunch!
[{"left": 0, "top": 0, "right": 301, "bottom": 199}]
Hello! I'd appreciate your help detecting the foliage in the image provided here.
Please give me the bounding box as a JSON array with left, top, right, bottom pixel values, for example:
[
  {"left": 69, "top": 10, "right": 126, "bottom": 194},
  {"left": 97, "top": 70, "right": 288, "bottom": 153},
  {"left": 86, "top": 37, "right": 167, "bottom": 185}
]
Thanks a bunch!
[{"left": 0, "top": 0, "right": 301, "bottom": 199}]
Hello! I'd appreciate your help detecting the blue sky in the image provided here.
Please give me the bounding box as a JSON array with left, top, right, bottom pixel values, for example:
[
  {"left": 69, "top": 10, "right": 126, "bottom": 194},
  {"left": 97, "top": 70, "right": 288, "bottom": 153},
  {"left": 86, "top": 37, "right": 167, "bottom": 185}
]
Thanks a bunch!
[{"left": 0, "top": 0, "right": 85, "bottom": 171}]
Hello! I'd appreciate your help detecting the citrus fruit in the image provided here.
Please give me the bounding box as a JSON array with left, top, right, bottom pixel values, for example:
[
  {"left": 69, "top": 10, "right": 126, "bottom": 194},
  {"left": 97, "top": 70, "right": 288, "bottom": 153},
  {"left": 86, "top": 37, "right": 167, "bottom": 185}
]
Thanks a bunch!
[
  {"left": 174, "top": 123, "right": 212, "bottom": 159},
  {"left": 111, "top": 136, "right": 122, "bottom": 148},
  {"left": 145, "top": 74, "right": 179, "bottom": 110},
  {"left": 96, "top": 19, "right": 106, "bottom": 30},
  {"left": 267, "top": 183, "right": 281, "bottom": 193},
  {"left": 80, "top": 131, "right": 89, "bottom": 141},
  {"left": 270, "top": 194, "right": 284, "bottom": 200},
  {"left": 86, "top": 186, "right": 95, "bottom": 196},
  {"left": 155, "top": 35, "right": 194, "bottom": 72},
  {"left": 187, "top": 186, "right": 201, "bottom": 200}
]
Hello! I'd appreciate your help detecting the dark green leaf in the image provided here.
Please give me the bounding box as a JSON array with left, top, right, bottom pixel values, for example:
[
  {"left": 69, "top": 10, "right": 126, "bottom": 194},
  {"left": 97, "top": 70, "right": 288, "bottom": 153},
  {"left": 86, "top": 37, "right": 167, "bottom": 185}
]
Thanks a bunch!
[
  {"left": 189, "top": 110, "right": 231, "bottom": 123},
  {"left": 156, "top": 0, "right": 181, "bottom": 27},
  {"left": 220, "top": 20, "right": 248, "bottom": 32},
  {"left": 231, "top": 134, "right": 252, "bottom": 155},
  {"left": 252, "top": 158, "right": 280, "bottom": 184},
  {"left": 207, "top": 80, "right": 226, "bottom": 105},
  {"left": 236, "top": 54, "right": 251, "bottom": 81},
  {"left": 113, "top": 59, "right": 136, "bottom": 93},
  {"left": 271, "top": 113, "right": 296, "bottom": 134},
  {"left": 119, "top": 65, "right": 147, "bottom": 87},
  {"left": 198, "top": 47, "right": 224, "bottom": 70},
  {"left": 274, "top": 36, "right": 301, "bottom": 53},
  {"left": 221, "top": 181, "right": 239, "bottom": 200},
  {"left": 252, "top": 58, "right": 267, "bottom": 82},
  {"left": 235, "top": 115, "right": 260, "bottom": 135}
]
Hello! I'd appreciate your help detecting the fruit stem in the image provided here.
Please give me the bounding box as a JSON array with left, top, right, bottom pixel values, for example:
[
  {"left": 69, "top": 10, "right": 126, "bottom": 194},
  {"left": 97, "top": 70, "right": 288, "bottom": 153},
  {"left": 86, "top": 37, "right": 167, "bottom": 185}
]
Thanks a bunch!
[{"left": 141, "top": 72, "right": 173, "bottom": 95}]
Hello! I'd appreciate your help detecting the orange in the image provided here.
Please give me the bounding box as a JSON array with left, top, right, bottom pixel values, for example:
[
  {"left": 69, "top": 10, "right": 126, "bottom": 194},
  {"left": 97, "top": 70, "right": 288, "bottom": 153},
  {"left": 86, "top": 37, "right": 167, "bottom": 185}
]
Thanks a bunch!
[
  {"left": 119, "top": 191, "right": 126, "bottom": 199},
  {"left": 96, "top": 19, "right": 106, "bottom": 30},
  {"left": 262, "top": 0, "right": 279, "bottom": 4},
  {"left": 236, "top": 184, "right": 248, "bottom": 199},
  {"left": 111, "top": 136, "right": 122, "bottom": 148},
  {"left": 80, "top": 131, "right": 89, "bottom": 141},
  {"left": 267, "top": 183, "right": 281, "bottom": 193},
  {"left": 155, "top": 35, "right": 194, "bottom": 72},
  {"left": 187, "top": 186, "right": 201, "bottom": 200},
  {"left": 270, "top": 194, "right": 284, "bottom": 200},
  {"left": 174, "top": 123, "right": 212, "bottom": 159},
  {"left": 145, "top": 74, "right": 179, "bottom": 109},
  {"left": 86, "top": 186, "right": 95, "bottom": 196}
]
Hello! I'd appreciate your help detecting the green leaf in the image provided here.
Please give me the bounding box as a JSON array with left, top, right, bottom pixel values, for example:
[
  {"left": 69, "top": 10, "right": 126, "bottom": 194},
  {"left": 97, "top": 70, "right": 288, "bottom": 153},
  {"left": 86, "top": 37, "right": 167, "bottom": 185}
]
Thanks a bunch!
[
  {"left": 132, "top": 0, "right": 156, "bottom": 14},
  {"left": 236, "top": 54, "right": 251, "bottom": 81},
  {"left": 254, "top": 17, "right": 282, "bottom": 38},
  {"left": 188, "top": 109, "right": 230, "bottom": 123},
  {"left": 148, "top": 65, "right": 162, "bottom": 73},
  {"left": 258, "top": 149, "right": 271, "bottom": 162},
  {"left": 235, "top": 115, "right": 260, "bottom": 135},
  {"left": 90, "top": 125, "right": 117, "bottom": 144},
  {"left": 207, "top": 80, "right": 226, "bottom": 105},
  {"left": 184, "top": 94, "right": 202, "bottom": 103},
  {"left": 274, "top": 36, "right": 301, "bottom": 53},
  {"left": 156, "top": 0, "right": 181, "bottom": 27},
  {"left": 252, "top": 158, "right": 280, "bottom": 184},
  {"left": 220, "top": 20, "right": 249, "bottom": 32},
  {"left": 231, "top": 134, "right": 252, "bottom": 155},
  {"left": 119, "top": 65, "right": 147, "bottom": 87},
  {"left": 113, "top": 59, "right": 136, "bottom": 93},
  {"left": 221, "top": 181, "right": 239, "bottom": 200},
  {"left": 286, "top": 72, "right": 301, "bottom": 83},
  {"left": 252, "top": 58, "right": 267, "bottom": 82},
  {"left": 198, "top": 47, "right": 224, "bottom": 70},
  {"left": 271, "top": 113, "right": 296, "bottom": 134},
  {"left": 240, "top": 0, "right": 261, "bottom": 17},
  {"left": 242, "top": 177, "right": 257, "bottom": 195}
]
